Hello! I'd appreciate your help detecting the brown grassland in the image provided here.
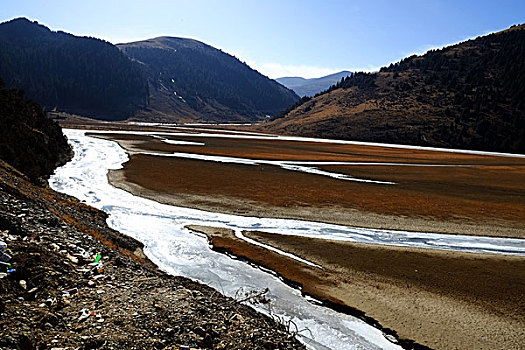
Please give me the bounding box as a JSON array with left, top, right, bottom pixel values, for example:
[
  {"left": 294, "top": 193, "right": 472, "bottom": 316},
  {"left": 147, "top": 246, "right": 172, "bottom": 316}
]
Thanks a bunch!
[{"left": 93, "top": 130, "right": 525, "bottom": 238}]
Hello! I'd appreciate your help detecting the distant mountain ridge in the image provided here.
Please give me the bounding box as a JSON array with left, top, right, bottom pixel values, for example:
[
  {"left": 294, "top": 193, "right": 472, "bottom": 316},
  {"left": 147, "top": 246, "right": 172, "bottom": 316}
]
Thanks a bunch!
[
  {"left": 0, "top": 18, "right": 148, "bottom": 120},
  {"left": 264, "top": 24, "right": 525, "bottom": 153},
  {"left": 276, "top": 71, "right": 352, "bottom": 97},
  {"left": 118, "top": 37, "right": 299, "bottom": 122}
]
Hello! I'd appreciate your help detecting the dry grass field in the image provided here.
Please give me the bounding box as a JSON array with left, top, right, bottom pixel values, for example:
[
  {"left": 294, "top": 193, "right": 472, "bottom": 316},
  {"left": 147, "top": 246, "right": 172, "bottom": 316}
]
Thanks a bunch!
[{"left": 92, "top": 128, "right": 525, "bottom": 238}]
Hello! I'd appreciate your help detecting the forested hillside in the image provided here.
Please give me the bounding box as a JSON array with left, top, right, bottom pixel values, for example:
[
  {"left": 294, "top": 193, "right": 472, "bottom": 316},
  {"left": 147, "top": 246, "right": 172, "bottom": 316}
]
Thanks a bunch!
[
  {"left": 0, "top": 18, "right": 298, "bottom": 122},
  {"left": 0, "top": 79, "right": 70, "bottom": 181},
  {"left": 264, "top": 24, "right": 525, "bottom": 153},
  {"left": 118, "top": 37, "right": 298, "bottom": 122},
  {"left": 0, "top": 18, "right": 148, "bottom": 120}
]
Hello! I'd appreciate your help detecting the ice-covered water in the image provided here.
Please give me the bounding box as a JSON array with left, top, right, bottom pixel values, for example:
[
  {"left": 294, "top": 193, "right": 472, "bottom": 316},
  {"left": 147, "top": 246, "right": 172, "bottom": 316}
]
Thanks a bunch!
[{"left": 49, "top": 129, "right": 525, "bottom": 349}]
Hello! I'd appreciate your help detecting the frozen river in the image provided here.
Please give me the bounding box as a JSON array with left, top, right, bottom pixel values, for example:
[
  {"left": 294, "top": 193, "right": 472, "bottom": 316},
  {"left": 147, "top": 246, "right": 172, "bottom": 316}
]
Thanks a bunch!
[{"left": 49, "top": 129, "right": 525, "bottom": 349}]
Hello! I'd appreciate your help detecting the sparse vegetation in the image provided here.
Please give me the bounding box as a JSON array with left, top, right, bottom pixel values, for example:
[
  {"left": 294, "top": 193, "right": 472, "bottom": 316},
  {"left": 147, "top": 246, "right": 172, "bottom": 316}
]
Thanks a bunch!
[{"left": 264, "top": 24, "right": 525, "bottom": 153}]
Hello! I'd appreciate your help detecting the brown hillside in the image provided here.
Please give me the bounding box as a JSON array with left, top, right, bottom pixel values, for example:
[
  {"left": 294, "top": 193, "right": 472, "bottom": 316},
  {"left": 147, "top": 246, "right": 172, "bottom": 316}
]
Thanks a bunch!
[{"left": 261, "top": 24, "right": 525, "bottom": 153}]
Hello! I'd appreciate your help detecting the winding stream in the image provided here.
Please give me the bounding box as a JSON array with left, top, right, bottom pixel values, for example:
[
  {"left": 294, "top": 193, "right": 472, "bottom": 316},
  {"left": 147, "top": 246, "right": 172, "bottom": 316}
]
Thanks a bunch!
[{"left": 49, "top": 129, "right": 525, "bottom": 349}]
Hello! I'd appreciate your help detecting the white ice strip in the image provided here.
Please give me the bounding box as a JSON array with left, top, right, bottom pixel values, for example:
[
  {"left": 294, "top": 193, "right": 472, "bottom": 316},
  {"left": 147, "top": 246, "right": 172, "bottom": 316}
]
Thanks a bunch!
[
  {"left": 233, "top": 230, "right": 322, "bottom": 268},
  {"left": 86, "top": 129, "right": 283, "bottom": 140},
  {"left": 85, "top": 128, "right": 525, "bottom": 159},
  {"left": 178, "top": 123, "right": 256, "bottom": 127},
  {"left": 282, "top": 161, "right": 485, "bottom": 167},
  {"left": 151, "top": 135, "right": 205, "bottom": 146},
  {"left": 139, "top": 151, "right": 395, "bottom": 185},
  {"left": 125, "top": 122, "right": 257, "bottom": 130},
  {"left": 243, "top": 226, "right": 525, "bottom": 255},
  {"left": 173, "top": 126, "right": 271, "bottom": 135},
  {"left": 141, "top": 151, "right": 262, "bottom": 165},
  {"left": 161, "top": 139, "right": 204, "bottom": 146},
  {"left": 50, "top": 129, "right": 402, "bottom": 350},
  {"left": 278, "top": 163, "right": 394, "bottom": 184}
]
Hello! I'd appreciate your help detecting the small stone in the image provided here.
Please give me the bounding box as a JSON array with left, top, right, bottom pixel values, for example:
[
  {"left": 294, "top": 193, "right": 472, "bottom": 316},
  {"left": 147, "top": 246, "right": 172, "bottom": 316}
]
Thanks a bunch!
[
  {"left": 165, "top": 327, "right": 175, "bottom": 337},
  {"left": 19, "top": 280, "right": 27, "bottom": 290},
  {"left": 66, "top": 254, "right": 79, "bottom": 264},
  {"left": 197, "top": 335, "right": 214, "bottom": 348},
  {"left": 78, "top": 308, "right": 90, "bottom": 322},
  {"left": 193, "top": 326, "right": 206, "bottom": 337}
]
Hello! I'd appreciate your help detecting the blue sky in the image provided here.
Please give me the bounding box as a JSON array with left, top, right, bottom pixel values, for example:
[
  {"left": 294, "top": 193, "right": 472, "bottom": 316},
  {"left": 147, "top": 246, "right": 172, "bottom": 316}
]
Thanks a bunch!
[{"left": 2, "top": 0, "right": 524, "bottom": 78}]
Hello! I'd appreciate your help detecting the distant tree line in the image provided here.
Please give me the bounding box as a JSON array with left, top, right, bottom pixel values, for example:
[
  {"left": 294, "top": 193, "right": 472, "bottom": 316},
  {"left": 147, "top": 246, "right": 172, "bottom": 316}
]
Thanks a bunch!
[{"left": 378, "top": 27, "right": 525, "bottom": 151}]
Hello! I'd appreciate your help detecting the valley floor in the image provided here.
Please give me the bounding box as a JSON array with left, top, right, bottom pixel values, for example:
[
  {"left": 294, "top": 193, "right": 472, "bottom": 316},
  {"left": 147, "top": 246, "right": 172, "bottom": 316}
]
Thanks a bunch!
[
  {"left": 60, "top": 119, "right": 525, "bottom": 349},
  {"left": 91, "top": 124, "right": 525, "bottom": 239}
]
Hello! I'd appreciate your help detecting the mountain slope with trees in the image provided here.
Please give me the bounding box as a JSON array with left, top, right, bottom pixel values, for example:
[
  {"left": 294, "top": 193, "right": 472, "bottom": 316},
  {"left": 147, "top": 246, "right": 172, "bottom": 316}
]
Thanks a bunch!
[
  {"left": 0, "top": 79, "right": 70, "bottom": 182},
  {"left": 118, "top": 37, "right": 299, "bottom": 122},
  {"left": 0, "top": 18, "right": 298, "bottom": 122},
  {"left": 277, "top": 70, "right": 352, "bottom": 97},
  {"left": 262, "top": 24, "right": 525, "bottom": 153},
  {"left": 0, "top": 18, "right": 148, "bottom": 120}
]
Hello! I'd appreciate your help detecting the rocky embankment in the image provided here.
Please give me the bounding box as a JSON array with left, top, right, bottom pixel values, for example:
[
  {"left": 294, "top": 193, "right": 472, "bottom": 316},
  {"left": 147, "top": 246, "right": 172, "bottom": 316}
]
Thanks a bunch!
[{"left": 0, "top": 159, "right": 304, "bottom": 349}]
